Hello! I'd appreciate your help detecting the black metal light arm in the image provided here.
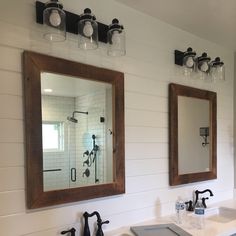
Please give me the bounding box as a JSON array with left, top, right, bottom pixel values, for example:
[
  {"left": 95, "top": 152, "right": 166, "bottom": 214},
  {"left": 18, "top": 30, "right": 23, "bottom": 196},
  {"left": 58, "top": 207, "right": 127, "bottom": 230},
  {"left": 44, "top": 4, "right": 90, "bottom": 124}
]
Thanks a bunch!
[{"left": 174, "top": 50, "right": 185, "bottom": 66}]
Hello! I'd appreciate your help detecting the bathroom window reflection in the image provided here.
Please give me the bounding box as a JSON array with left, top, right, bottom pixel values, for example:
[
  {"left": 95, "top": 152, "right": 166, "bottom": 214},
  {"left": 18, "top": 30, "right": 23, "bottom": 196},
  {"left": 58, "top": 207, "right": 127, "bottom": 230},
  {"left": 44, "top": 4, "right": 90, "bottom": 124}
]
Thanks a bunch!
[
  {"left": 42, "top": 121, "right": 64, "bottom": 151},
  {"left": 41, "top": 72, "right": 113, "bottom": 191}
]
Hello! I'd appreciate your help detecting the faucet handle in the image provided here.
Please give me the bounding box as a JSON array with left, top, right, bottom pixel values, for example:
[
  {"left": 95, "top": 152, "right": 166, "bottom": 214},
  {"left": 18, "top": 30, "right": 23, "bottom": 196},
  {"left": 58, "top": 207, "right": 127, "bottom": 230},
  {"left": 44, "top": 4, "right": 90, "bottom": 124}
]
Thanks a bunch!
[
  {"left": 96, "top": 219, "right": 109, "bottom": 236},
  {"left": 185, "top": 200, "right": 194, "bottom": 211},
  {"left": 201, "top": 197, "right": 209, "bottom": 208},
  {"left": 101, "top": 220, "right": 109, "bottom": 225},
  {"left": 61, "top": 228, "right": 76, "bottom": 236}
]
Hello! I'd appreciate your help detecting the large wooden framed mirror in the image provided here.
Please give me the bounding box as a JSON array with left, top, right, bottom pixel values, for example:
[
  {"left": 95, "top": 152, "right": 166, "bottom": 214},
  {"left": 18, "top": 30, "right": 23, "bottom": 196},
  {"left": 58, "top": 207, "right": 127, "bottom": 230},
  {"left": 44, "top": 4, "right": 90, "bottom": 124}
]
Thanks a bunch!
[
  {"left": 23, "top": 51, "right": 125, "bottom": 209},
  {"left": 169, "top": 83, "right": 217, "bottom": 186}
]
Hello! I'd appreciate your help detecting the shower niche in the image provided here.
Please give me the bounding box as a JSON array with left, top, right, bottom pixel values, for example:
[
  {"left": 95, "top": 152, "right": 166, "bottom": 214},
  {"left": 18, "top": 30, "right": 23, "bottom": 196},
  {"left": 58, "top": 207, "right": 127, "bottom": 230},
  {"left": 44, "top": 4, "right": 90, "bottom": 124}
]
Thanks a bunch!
[{"left": 23, "top": 51, "right": 124, "bottom": 208}]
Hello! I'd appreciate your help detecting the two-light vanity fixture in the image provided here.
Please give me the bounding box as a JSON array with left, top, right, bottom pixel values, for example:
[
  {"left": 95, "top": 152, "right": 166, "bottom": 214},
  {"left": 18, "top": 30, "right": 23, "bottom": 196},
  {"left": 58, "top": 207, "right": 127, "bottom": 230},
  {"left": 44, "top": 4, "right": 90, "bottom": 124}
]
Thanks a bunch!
[
  {"left": 175, "top": 47, "right": 225, "bottom": 81},
  {"left": 36, "top": 0, "right": 126, "bottom": 56}
]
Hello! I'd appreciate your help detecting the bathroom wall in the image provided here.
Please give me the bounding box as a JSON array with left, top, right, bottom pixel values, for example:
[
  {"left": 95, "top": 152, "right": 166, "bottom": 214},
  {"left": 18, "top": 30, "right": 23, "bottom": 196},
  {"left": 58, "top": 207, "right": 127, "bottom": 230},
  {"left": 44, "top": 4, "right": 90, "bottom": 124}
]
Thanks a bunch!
[
  {"left": 234, "top": 53, "right": 236, "bottom": 191},
  {"left": 0, "top": 0, "right": 234, "bottom": 235}
]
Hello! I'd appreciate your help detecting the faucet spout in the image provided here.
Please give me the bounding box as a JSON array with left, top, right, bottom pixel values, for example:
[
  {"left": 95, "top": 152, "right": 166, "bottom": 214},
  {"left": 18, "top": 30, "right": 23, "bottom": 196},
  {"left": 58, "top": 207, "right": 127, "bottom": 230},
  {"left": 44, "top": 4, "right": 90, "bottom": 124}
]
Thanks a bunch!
[
  {"left": 83, "top": 211, "right": 98, "bottom": 236},
  {"left": 194, "top": 189, "right": 214, "bottom": 206},
  {"left": 197, "top": 189, "right": 214, "bottom": 196}
]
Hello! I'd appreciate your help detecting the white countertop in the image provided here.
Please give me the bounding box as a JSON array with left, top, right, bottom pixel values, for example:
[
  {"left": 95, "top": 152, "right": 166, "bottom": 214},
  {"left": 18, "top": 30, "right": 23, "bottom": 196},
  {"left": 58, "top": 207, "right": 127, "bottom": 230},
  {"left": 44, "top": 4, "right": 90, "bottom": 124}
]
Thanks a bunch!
[{"left": 105, "top": 199, "right": 236, "bottom": 236}]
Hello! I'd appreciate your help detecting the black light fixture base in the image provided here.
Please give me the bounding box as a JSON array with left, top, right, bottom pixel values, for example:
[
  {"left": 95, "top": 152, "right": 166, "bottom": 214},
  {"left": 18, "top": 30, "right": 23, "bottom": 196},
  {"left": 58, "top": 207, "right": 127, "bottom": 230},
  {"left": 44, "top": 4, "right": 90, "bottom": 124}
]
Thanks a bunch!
[
  {"left": 174, "top": 50, "right": 184, "bottom": 66},
  {"left": 36, "top": 1, "right": 109, "bottom": 43}
]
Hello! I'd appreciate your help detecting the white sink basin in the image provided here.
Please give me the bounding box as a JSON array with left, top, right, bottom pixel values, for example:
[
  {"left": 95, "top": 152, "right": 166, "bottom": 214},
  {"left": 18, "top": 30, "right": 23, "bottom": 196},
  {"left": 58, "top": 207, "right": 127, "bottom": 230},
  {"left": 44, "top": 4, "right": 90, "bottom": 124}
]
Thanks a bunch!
[{"left": 205, "top": 207, "right": 236, "bottom": 223}]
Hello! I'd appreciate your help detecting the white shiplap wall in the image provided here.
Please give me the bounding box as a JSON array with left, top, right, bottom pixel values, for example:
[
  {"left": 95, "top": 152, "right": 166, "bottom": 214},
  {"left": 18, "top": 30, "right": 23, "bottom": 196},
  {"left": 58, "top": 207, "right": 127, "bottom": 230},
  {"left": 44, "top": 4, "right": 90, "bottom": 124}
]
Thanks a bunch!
[{"left": 0, "top": 0, "right": 234, "bottom": 235}]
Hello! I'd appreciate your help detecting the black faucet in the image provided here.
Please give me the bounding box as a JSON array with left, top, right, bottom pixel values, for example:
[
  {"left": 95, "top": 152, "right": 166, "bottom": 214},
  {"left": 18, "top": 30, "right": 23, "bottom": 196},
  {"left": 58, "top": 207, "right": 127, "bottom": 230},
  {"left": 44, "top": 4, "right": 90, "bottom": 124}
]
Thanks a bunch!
[
  {"left": 194, "top": 189, "right": 214, "bottom": 207},
  {"left": 83, "top": 211, "right": 109, "bottom": 236},
  {"left": 61, "top": 228, "right": 76, "bottom": 236},
  {"left": 95, "top": 212, "right": 109, "bottom": 236}
]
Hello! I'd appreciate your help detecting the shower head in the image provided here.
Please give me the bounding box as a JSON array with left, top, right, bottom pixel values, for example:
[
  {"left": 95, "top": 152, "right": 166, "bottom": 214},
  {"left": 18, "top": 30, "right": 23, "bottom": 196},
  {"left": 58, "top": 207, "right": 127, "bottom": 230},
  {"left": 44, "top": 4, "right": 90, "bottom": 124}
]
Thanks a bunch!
[
  {"left": 67, "top": 116, "right": 78, "bottom": 123},
  {"left": 67, "top": 110, "right": 88, "bottom": 123}
]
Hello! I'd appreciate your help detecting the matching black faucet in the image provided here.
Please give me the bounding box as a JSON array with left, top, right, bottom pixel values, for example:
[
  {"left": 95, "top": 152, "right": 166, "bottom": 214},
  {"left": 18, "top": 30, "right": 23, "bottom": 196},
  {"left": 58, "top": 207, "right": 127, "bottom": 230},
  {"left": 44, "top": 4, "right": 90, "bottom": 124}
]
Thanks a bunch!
[
  {"left": 83, "top": 211, "right": 109, "bottom": 236},
  {"left": 194, "top": 189, "right": 214, "bottom": 208},
  {"left": 60, "top": 211, "right": 108, "bottom": 236},
  {"left": 61, "top": 191, "right": 213, "bottom": 235}
]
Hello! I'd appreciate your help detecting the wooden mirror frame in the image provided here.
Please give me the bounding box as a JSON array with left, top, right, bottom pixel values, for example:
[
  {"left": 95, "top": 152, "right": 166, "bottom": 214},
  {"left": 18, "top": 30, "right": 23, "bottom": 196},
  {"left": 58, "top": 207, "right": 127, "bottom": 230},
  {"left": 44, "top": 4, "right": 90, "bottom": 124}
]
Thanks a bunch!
[
  {"left": 23, "top": 51, "right": 125, "bottom": 209},
  {"left": 169, "top": 83, "right": 217, "bottom": 186}
]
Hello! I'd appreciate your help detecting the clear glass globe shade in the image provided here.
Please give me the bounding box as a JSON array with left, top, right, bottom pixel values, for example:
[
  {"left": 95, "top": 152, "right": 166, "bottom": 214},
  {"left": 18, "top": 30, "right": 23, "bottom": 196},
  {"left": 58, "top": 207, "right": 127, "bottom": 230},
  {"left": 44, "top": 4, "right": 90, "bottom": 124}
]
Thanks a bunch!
[
  {"left": 200, "top": 61, "right": 209, "bottom": 72},
  {"left": 111, "top": 31, "right": 121, "bottom": 45},
  {"left": 83, "top": 21, "right": 93, "bottom": 37},
  {"left": 185, "top": 57, "right": 194, "bottom": 68},
  {"left": 49, "top": 9, "right": 61, "bottom": 27}
]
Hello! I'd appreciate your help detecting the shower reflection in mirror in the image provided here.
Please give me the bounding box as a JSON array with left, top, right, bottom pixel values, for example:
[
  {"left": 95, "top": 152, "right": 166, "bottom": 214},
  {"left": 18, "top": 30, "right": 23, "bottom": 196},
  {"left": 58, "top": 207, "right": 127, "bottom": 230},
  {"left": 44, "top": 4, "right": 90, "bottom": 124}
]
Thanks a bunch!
[
  {"left": 200, "top": 127, "right": 209, "bottom": 147},
  {"left": 41, "top": 72, "right": 113, "bottom": 191}
]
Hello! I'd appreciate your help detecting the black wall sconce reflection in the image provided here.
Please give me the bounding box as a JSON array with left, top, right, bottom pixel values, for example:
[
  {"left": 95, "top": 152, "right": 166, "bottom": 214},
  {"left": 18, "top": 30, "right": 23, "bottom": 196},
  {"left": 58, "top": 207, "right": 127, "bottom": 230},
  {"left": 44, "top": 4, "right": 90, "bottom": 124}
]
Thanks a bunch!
[
  {"left": 36, "top": 0, "right": 126, "bottom": 56},
  {"left": 174, "top": 47, "right": 225, "bottom": 81},
  {"left": 200, "top": 127, "right": 209, "bottom": 147}
]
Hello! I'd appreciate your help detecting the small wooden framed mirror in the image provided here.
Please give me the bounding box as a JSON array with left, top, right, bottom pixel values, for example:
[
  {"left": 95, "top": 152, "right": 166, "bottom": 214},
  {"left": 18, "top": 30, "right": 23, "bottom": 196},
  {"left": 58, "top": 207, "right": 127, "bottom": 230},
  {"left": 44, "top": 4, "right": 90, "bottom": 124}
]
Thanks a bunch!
[
  {"left": 23, "top": 51, "right": 125, "bottom": 209},
  {"left": 169, "top": 83, "right": 217, "bottom": 186}
]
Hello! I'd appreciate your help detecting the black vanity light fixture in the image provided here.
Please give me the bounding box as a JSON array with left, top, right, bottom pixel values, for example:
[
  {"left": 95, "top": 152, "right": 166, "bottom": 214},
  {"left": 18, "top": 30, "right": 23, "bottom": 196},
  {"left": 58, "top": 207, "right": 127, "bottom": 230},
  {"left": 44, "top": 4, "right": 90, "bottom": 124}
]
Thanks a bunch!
[
  {"left": 36, "top": 0, "right": 126, "bottom": 56},
  {"left": 175, "top": 47, "right": 225, "bottom": 81}
]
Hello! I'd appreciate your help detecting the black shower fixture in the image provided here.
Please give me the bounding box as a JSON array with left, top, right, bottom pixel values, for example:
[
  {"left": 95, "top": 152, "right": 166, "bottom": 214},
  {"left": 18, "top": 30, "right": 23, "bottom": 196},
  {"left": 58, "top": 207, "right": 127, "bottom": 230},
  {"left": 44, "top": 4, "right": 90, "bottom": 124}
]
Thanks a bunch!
[
  {"left": 200, "top": 127, "right": 209, "bottom": 147},
  {"left": 67, "top": 110, "right": 88, "bottom": 123},
  {"left": 82, "top": 135, "right": 100, "bottom": 183},
  {"left": 67, "top": 116, "right": 78, "bottom": 123},
  {"left": 100, "top": 117, "right": 105, "bottom": 123}
]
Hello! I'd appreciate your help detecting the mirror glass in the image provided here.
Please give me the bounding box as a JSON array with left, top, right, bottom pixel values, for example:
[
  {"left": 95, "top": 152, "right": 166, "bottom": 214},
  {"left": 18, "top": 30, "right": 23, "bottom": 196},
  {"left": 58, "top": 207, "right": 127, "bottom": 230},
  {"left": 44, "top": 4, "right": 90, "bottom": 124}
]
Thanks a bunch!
[
  {"left": 169, "top": 83, "right": 217, "bottom": 186},
  {"left": 41, "top": 73, "right": 113, "bottom": 191},
  {"left": 23, "top": 51, "right": 125, "bottom": 209},
  {"left": 178, "top": 96, "right": 210, "bottom": 174}
]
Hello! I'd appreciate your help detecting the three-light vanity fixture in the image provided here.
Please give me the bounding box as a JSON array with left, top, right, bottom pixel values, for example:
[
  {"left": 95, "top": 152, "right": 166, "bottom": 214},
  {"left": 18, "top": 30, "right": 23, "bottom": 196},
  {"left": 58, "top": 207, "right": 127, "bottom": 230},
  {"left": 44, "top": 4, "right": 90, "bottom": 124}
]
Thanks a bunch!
[
  {"left": 175, "top": 47, "right": 225, "bottom": 81},
  {"left": 36, "top": 0, "right": 126, "bottom": 56}
]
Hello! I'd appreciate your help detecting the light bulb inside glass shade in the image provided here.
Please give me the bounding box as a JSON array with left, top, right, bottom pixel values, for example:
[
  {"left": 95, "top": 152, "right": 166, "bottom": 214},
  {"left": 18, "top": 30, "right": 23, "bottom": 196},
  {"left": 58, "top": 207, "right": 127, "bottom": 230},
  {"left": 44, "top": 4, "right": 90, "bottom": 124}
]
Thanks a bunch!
[
  {"left": 185, "top": 57, "right": 194, "bottom": 68},
  {"left": 211, "top": 65, "right": 225, "bottom": 81},
  {"left": 199, "top": 61, "right": 209, "bottom": 72},
  {"left": 83, "top": 21, "right": 94, "bottom": 37},
  {"left": 49, "top": 9, "right": 61, "bottom": 27},
  {"left": 111, "top": 30, "right": 121, "bottom": 45}
]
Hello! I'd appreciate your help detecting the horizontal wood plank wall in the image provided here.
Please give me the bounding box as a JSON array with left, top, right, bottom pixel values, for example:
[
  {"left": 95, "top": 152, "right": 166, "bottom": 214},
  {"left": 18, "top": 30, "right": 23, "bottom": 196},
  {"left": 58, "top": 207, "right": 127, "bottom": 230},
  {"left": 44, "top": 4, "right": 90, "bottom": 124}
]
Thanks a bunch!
[{"left": 0, "top": 0, "right": 234, "bottom": 235}]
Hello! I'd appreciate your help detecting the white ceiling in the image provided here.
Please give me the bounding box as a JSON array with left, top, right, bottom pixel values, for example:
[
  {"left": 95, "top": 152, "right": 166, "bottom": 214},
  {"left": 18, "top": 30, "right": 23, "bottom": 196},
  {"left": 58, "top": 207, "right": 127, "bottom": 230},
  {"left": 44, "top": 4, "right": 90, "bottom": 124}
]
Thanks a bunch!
[
  {"left": 41, "top": 72, "right": 111, "bottom": 97},
  {"left": 116, "top": 0, "right": 236, "bottom": 50}
]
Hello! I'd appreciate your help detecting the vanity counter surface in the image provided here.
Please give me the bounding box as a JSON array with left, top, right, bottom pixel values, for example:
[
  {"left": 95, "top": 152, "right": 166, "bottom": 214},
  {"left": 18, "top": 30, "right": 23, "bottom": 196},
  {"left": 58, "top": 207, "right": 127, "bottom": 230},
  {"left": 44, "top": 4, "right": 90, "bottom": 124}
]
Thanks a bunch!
[{"left": 105, "top": 199, "right": 236, "bottom": 236}]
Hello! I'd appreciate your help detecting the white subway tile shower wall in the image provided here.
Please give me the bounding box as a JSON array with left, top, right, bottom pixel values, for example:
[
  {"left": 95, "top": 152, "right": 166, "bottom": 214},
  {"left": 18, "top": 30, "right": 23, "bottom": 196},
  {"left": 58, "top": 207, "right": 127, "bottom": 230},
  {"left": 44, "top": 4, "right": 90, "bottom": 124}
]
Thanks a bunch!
[
  {"left": 42, "top": 95, "right": 76, "bottom": 191},
  {"left": 42, "top": 92, "right": 108, "bottom": 190},
  {"left": 74, "top": 90, "right": 107, "bottom": 186},
  {"left": 0, "top": 0, "right": 234, "bottom": 235}
]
